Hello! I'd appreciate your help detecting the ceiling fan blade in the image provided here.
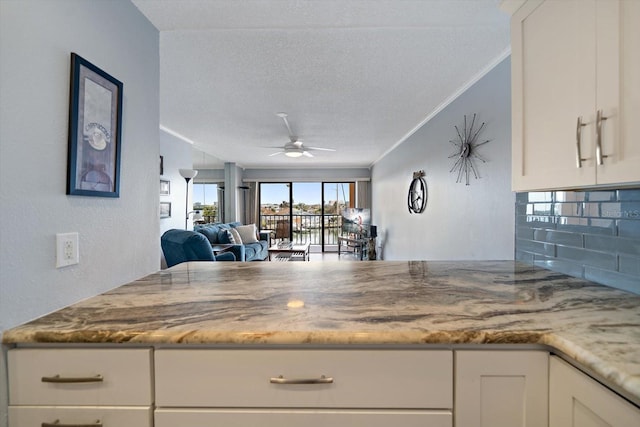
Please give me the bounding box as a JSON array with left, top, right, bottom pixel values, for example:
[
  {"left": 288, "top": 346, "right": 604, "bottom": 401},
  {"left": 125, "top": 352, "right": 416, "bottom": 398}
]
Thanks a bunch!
[
  {"left": 307, "top": 146, "right": 336, "bottom": 152},
  {"left": 277, "top": 112, "right": 296, "bottom": 142},
  {"left": 269, "top": 151, "right": 284, "bottom": 157},
  {"left": 303, "top": 151, "right": 314, "bottom": 157}
]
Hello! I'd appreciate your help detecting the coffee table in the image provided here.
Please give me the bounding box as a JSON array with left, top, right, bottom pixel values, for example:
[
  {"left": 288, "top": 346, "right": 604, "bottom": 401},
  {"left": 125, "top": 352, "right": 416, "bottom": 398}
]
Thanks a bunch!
[
  {"left": 211, "top": 244, "right": 234, "bottom": 255},
  {"left": 268, "top": 242, "right": 310, "bottom": 261}
]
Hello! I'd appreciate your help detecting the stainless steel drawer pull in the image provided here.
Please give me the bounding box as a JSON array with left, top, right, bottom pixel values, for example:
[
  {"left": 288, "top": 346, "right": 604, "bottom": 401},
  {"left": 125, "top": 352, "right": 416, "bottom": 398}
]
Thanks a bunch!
[
  {"left": 270, "top": 374, "right": 334, "bottom": 384},
  {"left": 42, "top": 420, "right": 101, "bottom": 427},
  {"left": 41, "top": 374, "right": 104, "bottom": 383},
  {"left": 596, "top": 109, "right": 609, "bottom": 165},
  {"left": 575, "top": 116, "right": 588, "bottom": 168}
]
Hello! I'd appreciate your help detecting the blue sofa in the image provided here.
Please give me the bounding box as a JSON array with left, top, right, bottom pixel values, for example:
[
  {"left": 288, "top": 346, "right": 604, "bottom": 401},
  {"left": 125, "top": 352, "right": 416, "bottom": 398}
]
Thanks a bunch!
[
  {"left": 161, "top": 229, "right": 236, "bottom": 268},
  {"left": 194, "top": 222, "right": 269, "bottom": 262}
]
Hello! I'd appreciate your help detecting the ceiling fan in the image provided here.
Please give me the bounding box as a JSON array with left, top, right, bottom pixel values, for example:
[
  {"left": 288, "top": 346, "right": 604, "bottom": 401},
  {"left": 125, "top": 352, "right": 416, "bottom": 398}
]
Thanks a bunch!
[{"left": 268, "top": 112, "right": 336, "bottom": 158}]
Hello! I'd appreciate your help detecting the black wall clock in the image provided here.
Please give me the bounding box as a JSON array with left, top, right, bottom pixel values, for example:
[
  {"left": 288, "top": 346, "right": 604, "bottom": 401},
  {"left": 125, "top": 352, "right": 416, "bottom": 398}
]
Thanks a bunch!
[
  {"left": 408, "top": 170, "right": 427, "bottom": 214},
  {"left": 449, "top": 113, "right": 490, "bottom": 185}
]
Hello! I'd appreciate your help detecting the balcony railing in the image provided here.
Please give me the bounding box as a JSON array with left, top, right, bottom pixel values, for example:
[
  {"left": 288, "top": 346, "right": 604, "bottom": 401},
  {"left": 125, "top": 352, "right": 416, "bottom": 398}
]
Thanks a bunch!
[{"left": 260, "top": 214, "right": 343, "bottom": 245}]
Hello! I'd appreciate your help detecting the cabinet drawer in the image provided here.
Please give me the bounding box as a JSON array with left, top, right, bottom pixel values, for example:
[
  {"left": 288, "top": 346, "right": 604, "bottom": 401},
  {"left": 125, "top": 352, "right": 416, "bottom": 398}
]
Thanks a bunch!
[
  {"left": 9, "top": 406, "right": 152, "bottom": 427},
  {"left": 156, "top": 349, "right": 452, "bottom": 408},
  {"left": 155, "top": 408, "right": 452, "bottom": 427},
  {"left": 8, "top": 348, "right": 153, "bottom": 405}
]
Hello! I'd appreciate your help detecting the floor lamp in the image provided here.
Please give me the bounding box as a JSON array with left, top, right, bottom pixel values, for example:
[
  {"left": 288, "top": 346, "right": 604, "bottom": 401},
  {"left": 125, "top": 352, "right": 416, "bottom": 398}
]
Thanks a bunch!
[{"left": 179, "top": 169, "right": 198, "bottom": 229}]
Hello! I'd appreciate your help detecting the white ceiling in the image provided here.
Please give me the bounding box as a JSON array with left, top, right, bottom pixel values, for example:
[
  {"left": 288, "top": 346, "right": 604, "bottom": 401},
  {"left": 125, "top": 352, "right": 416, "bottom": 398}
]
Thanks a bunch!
[{"left": 132, "top": 0, "right": 510, "bottom": 169}]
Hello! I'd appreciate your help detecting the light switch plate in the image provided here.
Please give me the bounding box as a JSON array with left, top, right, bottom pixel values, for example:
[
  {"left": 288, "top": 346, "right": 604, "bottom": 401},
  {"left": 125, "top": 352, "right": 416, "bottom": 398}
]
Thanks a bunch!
[{"left": 56, "top": 232, "right": 79, "bottom": 268}]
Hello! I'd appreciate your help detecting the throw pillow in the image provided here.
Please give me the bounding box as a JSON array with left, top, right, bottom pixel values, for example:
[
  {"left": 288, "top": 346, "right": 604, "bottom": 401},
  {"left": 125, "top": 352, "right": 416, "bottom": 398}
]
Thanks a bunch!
[
  {"left": 236, "top": 224, "right": 258, "bottom": 243},
  {"left": 218, "top": 229, "right": 231, "bottom": 244},
  {"left": 197, "top": 226, "right": 218, "bottom": 244},
  {"left": 229, "top": 228, "right": 243, "bottom": 244}
]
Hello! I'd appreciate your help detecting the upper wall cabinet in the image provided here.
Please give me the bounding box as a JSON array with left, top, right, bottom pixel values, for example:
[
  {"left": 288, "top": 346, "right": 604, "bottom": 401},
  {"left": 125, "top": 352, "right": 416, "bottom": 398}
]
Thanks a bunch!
[{"left": 509, "top": 0, "right": 640, "bottom": 191}]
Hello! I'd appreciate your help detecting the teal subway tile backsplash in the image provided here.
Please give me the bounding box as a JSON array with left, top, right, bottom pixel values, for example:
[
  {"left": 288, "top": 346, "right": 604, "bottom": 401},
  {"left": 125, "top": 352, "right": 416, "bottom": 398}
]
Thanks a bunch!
[
  {"left": 618, "top": 189, "right": 640, "bottom": 201},
  {"left": 619, "top": 220, "right": 640, "bottom": 238},
  {"left": 620, "top": 254, "right": 640, "bottom": 276},
  {"left": 515, "top": 189, "right": 640, "bottom": 295}
]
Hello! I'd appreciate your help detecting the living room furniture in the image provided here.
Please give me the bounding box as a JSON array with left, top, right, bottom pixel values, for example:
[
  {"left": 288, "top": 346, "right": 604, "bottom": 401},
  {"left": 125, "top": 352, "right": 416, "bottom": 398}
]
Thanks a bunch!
[
  {"left": 268, "top": 242, "right": 310, "bottom": 261},
  {"left": 211, "top": 244, "right": 234, "bottom": 255},
  {"left": 274, "top": 220, "right": 290, "bottom": 242},
  {"left": 338, "top": 236, "right": 367, "bottom": 260},
  {"left": 195, "top": 222, "right": 269, "bottom": 262},
  {"left": 161, "top": 229, "right": 236, "bottom": 268}
]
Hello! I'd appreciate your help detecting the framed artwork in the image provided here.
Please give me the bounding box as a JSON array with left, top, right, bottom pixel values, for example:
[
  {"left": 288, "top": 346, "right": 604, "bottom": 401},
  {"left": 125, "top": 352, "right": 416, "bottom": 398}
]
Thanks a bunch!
[
  {"left": 160, "top": 202, "right": 172, "bottom": 218},
  {"left": 160, "top": 179, "right": 170, "bottom": 195},
  {"left": 67, "top": 53, "right": 123, "bottom": 197}
]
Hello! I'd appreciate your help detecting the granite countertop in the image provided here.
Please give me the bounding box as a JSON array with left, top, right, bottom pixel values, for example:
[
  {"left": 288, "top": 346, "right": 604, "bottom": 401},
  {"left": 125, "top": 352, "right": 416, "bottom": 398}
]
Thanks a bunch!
[{"left": 3, "top": 261, "right": 640, "bottom": 404}]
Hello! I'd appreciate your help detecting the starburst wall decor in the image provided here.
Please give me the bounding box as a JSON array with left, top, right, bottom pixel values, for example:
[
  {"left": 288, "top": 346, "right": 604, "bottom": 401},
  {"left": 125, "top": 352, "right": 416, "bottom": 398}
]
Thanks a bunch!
[{"left": 448, "top": 113, "right": 490, "bottom": 185}]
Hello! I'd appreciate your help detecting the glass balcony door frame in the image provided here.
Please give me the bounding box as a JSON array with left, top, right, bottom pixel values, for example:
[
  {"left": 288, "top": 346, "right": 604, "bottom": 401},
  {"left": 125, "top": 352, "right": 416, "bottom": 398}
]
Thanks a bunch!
[
  {"left": 258, "top": 181, "right": 355, "bottom": 252},
  {"left": 258, "top": 182, "right": 293, "bottom": 243},
  {"left": 321, "top": 182, "right": 355, "bottom": 252}
]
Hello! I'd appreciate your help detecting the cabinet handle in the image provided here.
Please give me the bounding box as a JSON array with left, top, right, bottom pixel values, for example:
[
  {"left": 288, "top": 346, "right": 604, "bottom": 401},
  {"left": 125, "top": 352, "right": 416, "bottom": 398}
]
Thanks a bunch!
[
  {"left": 41, "top": 374, "right": 103, "bottom": 383},
  {"left": 596, "top": 109, "right": 609, "bottom": 165},
  {"left": 270, "top": 374, "right": 334, "bottom": 384},
  {"left": 42, "top": 420, "right": 101, "bottom": 427},
  {"left": 575, "top": 116, "right": 588, "bottom": 168}
]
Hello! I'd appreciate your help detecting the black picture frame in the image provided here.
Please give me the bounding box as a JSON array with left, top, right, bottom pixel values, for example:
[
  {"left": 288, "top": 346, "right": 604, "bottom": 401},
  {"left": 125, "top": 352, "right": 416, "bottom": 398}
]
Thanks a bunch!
[
  {"left": 67, "top": 53, "right": 123, "bottom": 197},
  {"left": 160, "top": 202, "right": 172, "bottom": 218}
]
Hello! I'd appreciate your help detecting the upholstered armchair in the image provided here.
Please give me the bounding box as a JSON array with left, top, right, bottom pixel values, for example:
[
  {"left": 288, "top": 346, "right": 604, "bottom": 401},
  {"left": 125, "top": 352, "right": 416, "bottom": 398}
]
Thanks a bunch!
[{"left": 161, "top": 229, "right": 236, "bottom": 268}]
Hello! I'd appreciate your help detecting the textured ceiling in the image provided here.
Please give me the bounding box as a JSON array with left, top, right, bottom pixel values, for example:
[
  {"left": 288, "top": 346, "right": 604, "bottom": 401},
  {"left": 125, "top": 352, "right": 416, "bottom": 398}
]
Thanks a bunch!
[{"left": 132, "top": 0, "right": 510, "bottom": 169}]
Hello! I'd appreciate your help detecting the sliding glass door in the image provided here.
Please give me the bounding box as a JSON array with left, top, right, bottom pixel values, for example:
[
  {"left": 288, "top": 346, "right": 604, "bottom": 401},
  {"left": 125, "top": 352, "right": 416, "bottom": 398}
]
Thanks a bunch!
[
  {"left": 259, "top": 183, "right": 292, "bottom": 242},
  {"left": 322, "top": 182, "right": 353, "bottom": 251},
  {"left": 259, "top": 181, "right": 354, "bottom": 252}
]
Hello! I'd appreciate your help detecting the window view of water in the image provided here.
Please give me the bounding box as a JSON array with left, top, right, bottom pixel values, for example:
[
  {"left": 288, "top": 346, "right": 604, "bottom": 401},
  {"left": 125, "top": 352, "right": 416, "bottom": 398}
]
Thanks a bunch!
[
  {"left": 191, "top": 181, "right": 357, "bottom": 249},
  {"left": 260, "top": 182, "right": 354, "bottom": 249}
]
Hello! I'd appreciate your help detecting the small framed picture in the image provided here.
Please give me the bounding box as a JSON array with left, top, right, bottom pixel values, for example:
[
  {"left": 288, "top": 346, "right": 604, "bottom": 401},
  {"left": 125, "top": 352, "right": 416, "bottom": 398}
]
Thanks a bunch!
[
  {"left": 160, "top": 202, "right": 171, "bottom": 218},
  {"left": 67, "top": 53, "right": 123, "bottom": 197},
  {"left": 160, "top": 179, "right": 170, "bottom": 195}
]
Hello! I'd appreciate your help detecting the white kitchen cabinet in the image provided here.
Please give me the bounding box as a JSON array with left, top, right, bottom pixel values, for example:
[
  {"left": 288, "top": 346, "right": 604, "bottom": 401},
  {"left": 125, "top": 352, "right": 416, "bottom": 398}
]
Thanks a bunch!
[
  {"left": 510, "top": 0, "right": 640, "bottom": 191},
  {"left": 9, "top": 407, "right": 152, "bottom": 427},
  {"left": 7, "top": 348, "right": 153, "bottom": 427},
  {"left": 155, "top": 409, "right": 452, "bottom": 427},
  {"left": 549, "top": 356, "right": 640, "bottom": 427},
  {"left": 155, "top": 349, "right": 453, "bottom": 425},
  {"left": 596, "top": 0, "right": 640, "bottom": 186},
  {"left": 455, "top": 350, "right": 548, "bottom": 427}
]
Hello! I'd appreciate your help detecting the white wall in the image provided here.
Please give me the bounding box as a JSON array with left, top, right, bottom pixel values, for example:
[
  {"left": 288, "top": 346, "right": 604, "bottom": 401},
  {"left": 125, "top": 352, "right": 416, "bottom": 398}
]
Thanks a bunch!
[
  {"left": 0, "top": 1, "right": 159, "bottom": 425},
  {"left": 159, "top": 129, "right": 195, "bottom": 235},
  {"left": 371, "top": 57, "right": 514, "bottom": 260}
]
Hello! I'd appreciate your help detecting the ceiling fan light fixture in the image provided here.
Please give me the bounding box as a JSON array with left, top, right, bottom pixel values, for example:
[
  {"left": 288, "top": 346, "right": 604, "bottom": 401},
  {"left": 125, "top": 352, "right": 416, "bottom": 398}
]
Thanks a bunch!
[{"left": 285, "top": 149, "right": 304, "bottom": 158}]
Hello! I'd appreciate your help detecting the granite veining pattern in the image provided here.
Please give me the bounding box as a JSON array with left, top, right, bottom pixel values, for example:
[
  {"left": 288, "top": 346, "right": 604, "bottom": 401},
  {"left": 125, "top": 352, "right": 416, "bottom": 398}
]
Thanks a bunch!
[{"left": 3, "top": 261, "right": 640, "bottom": 403}]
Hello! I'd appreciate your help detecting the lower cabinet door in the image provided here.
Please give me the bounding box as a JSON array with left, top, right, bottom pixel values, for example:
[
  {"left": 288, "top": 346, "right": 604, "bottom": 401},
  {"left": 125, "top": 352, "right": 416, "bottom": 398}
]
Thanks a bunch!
[
  {"left": 550, "top": 356, "right": 640, "bottom": 426},
  {"left": 9, "top": 406, "right": 152, "bottom": 427},
  {"left": 455, "top": 350, "right": 549, "bottom": 427},
  {"left": 155, "top": 409, "right": 452, "bottom": 427}
]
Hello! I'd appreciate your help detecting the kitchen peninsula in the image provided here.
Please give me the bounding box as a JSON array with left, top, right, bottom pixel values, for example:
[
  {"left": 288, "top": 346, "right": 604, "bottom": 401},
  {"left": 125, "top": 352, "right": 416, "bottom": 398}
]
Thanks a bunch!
[{"left": 4, "top": 261, "right": 640, "bottom": 426}]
